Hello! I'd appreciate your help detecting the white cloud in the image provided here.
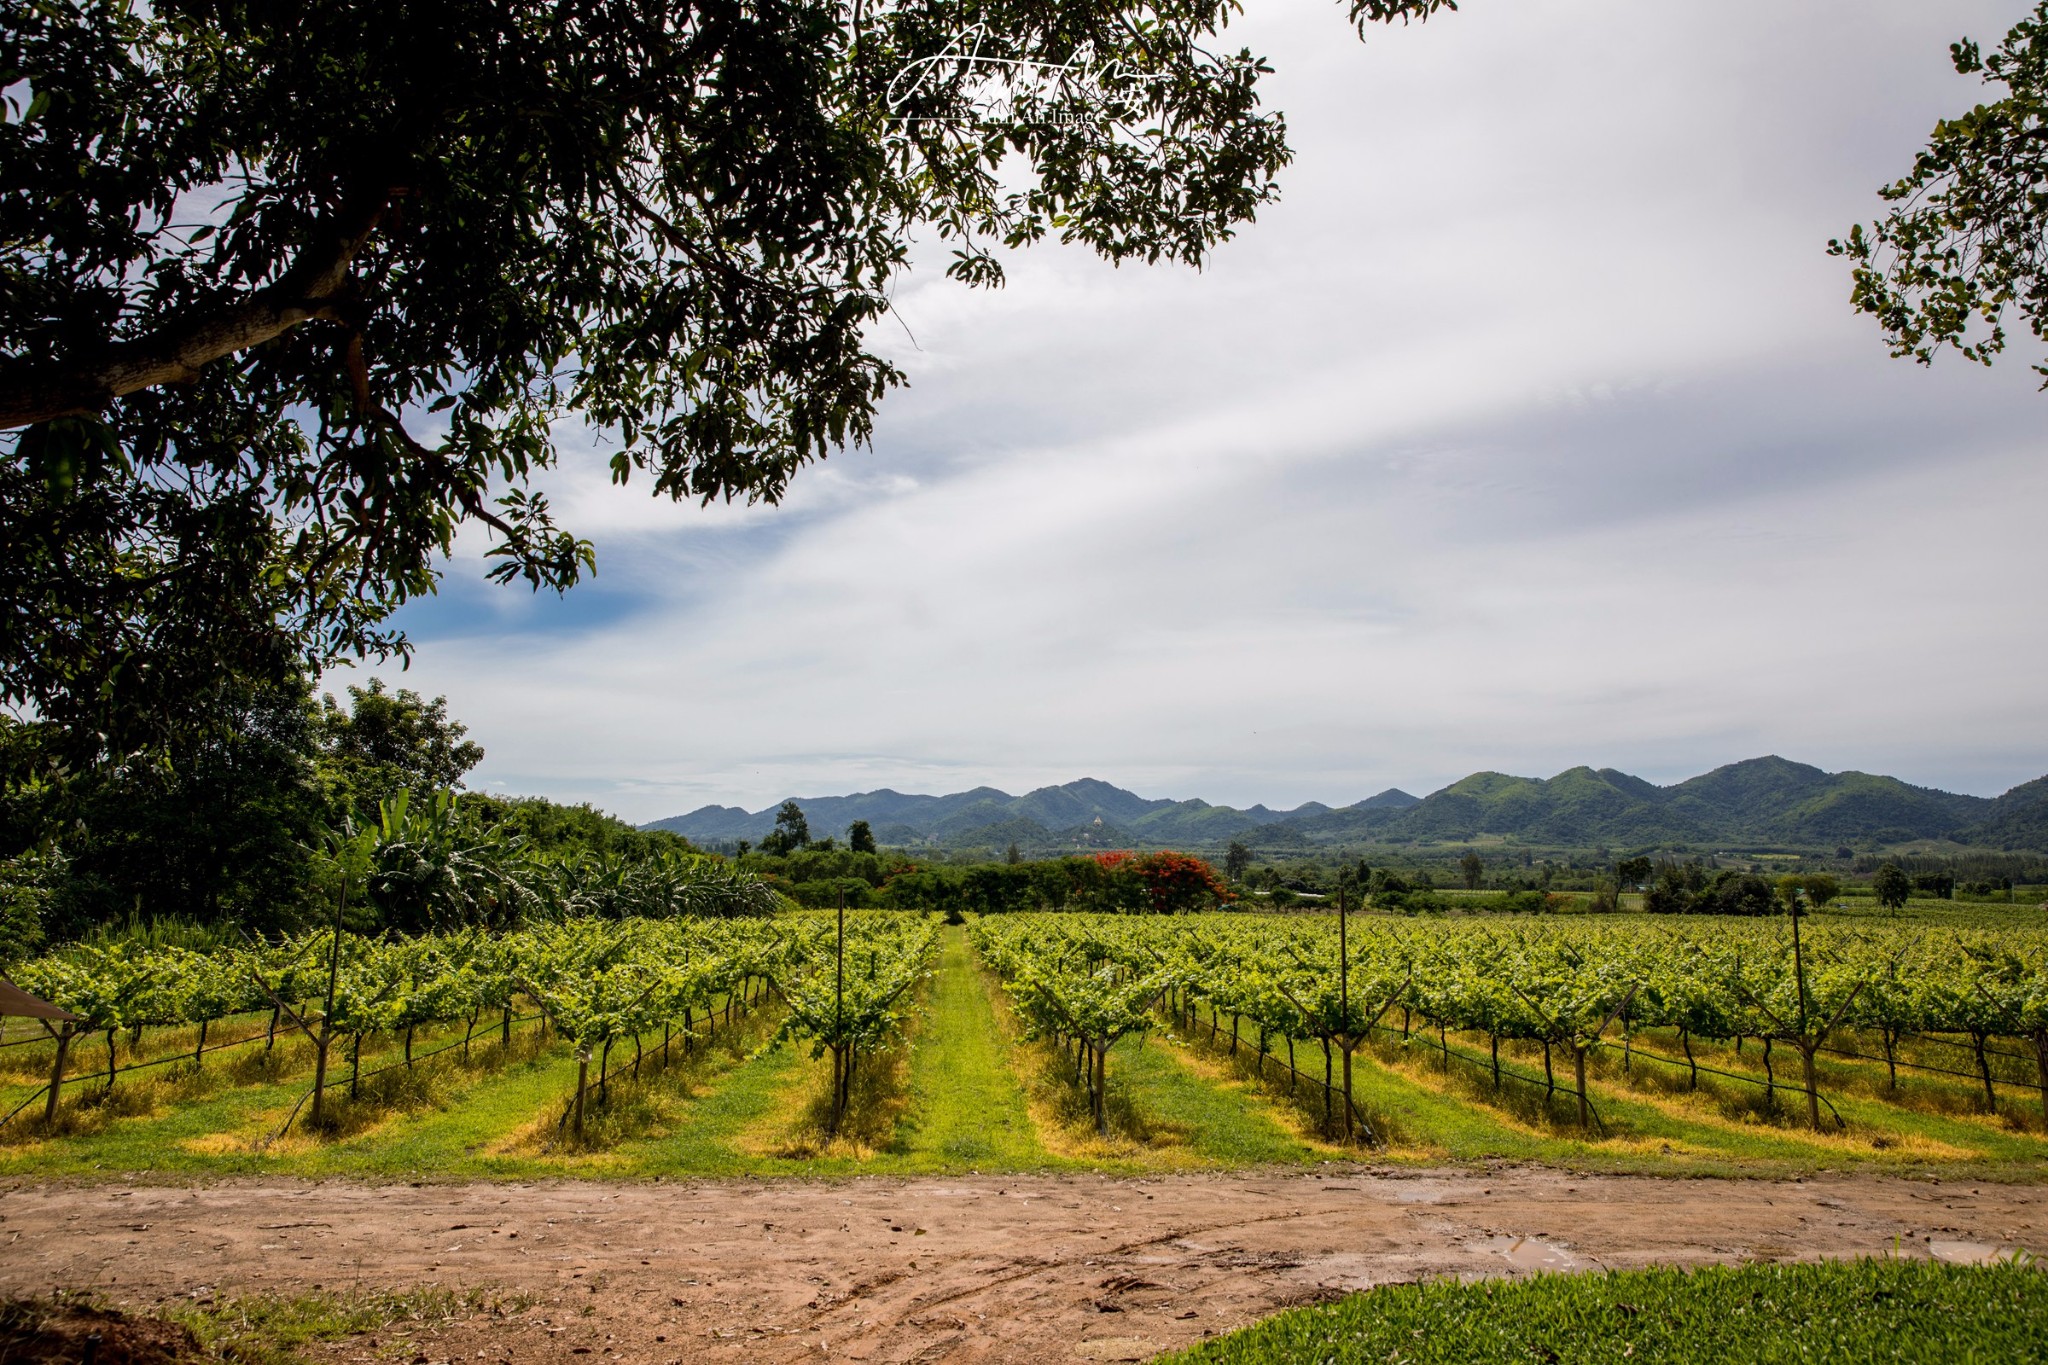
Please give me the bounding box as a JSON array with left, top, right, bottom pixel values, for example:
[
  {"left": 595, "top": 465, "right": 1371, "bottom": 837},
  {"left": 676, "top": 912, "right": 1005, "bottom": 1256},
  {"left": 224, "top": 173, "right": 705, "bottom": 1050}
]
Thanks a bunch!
[{"left": 357, "top": 0, "right": 2048, "bottom": 822}]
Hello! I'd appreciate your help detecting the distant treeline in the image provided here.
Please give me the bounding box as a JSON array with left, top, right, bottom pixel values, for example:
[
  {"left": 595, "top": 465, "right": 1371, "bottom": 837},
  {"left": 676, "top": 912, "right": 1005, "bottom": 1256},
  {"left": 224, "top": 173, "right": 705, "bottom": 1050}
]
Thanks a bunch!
[
  {"left": 735, "top": 847, "right": 1229, "bottom": 916},
  {"left": 0, "top": 674, "right": 704, "bottom": 961}
]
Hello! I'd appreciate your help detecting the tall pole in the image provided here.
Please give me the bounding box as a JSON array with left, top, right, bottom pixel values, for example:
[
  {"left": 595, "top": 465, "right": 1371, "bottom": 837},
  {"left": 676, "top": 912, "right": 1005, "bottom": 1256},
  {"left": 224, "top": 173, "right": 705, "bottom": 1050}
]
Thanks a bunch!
[
  {"left": 834, "top": 889, "right": 847, "bottom": 1131},
  {"left": 1787, "top": 886, "right": 1820, "bottom": 1129},
  {"left": 43, "top": 1024, "right": 71, "bottom": 1124},
  {"left": 311, "top": 870, "right": 348, "bottom": 1129},
  {"left": 1338, "top": 874, "right": 1352, "bottom": 1141},
  {"left": 1789, "top": 888, "right": 1809, "bottom": 1039}
]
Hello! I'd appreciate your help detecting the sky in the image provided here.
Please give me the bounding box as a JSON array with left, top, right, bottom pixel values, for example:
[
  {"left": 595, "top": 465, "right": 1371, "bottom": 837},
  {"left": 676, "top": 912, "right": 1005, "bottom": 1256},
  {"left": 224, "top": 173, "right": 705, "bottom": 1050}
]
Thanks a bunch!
[{"left": 339, "top": 0, "right": 2048, "bottom": 824}]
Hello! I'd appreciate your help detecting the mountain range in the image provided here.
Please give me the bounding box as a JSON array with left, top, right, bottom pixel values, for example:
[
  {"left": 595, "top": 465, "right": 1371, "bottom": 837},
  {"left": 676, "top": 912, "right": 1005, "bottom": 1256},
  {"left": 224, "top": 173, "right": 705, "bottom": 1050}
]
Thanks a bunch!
[{"left": 643, "top": 757, "right": 2048, "bottom": 854}]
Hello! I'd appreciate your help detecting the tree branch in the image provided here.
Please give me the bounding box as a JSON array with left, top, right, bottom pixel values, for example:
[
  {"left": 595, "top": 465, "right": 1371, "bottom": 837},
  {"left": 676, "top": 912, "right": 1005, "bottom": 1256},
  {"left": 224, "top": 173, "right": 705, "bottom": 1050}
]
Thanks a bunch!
[
  {"left": 365, "top": 407, "right": 524, "bottom": 545},
  {"left": 0, "top": 187, "right": 395, "bottom": 430}
]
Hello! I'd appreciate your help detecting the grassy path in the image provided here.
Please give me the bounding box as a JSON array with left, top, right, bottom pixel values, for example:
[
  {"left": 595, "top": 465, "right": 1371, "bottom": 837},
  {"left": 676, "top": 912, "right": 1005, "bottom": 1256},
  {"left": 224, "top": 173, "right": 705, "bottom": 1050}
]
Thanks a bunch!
[
  {"left": 305, "top": 1050, "right": 583, "bottom": 1178},
  {"left": 888, "top": 924, "right": 1051, "bottom": 1168},
  {"left": 611, "top": 1028, "right": 806, "bottom": 1174},
  {"left": 615, "top": 923, "right": 1059, "bottom": 1175},
  {"left": 1101, "top": 1029, "right": 1329, "bottom": 1166}
]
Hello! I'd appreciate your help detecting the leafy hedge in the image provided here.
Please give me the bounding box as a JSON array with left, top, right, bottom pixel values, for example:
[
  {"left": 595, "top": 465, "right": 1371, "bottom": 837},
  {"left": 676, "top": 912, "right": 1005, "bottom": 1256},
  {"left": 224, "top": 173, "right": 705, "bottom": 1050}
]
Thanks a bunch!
[{"left": 1160, "top": 1258, "right": 2046, "bottom": 1364}]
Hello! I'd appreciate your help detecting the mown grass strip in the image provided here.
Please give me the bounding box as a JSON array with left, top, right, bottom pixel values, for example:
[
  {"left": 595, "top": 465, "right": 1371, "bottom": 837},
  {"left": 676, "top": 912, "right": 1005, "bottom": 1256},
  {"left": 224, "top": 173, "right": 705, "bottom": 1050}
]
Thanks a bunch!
[
  {"left": 1158, "top": 1257, "right": 2048, "bottom": 1364},
  {"left": 887, "top": 924, "right": 1051, "bottom": 1169},
  {"left": 1094, "top": 1028, "right": 1324, "bottom": 1167},
  {"left": 605, "top": 1023, "right": 806, "bottom": 1175},
  {"left": 301, "top": 1049, "right": 583, "bottom": 1178}
]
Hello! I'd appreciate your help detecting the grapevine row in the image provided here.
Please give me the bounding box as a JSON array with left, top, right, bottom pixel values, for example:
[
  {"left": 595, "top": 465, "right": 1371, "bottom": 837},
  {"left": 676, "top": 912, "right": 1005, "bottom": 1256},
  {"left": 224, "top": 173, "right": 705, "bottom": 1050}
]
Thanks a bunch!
[
  {"left": 7, "top": 911, "right": 939, "bottom": 1139},
  {"left": 972, "top": 913, "right": 2048, "bottom": 1136}
]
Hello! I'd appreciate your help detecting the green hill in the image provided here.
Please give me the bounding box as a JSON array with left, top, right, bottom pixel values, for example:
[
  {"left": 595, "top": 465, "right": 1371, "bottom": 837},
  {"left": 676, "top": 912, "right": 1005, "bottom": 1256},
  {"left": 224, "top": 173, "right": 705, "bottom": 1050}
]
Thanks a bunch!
[
  {"left": 1964, "top": 775, "right": 2048, "bottom": 850},
  {"left": 645, "top": 761, "right": 2042, "bottom": 853}
]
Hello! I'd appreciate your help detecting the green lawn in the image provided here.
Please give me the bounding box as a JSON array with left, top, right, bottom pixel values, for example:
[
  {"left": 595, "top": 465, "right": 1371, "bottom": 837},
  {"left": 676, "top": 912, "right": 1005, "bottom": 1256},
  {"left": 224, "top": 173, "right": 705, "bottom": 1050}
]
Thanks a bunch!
[{"left": 887, "top": 922, "right": 1053, "bottom": 1168}]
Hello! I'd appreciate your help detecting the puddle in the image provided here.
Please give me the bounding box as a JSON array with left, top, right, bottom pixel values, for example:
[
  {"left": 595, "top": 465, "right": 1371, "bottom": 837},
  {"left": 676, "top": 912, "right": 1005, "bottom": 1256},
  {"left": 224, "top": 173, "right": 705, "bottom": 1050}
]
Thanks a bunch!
[
  {"left": 1476, "top": 1234, "right": 1593, "bottom": 1272},
  {"left": 1928, "top": 1240, "right": 2013, "bottom": 1265},
  {"left": 1290, "top": 1251, "right": 1390, "bottom": 1291}
]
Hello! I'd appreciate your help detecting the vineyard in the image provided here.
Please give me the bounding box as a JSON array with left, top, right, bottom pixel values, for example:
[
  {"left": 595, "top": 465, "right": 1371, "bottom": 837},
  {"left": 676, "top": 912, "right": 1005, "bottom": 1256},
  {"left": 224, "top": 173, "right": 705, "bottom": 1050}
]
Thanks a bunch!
[
  {"left": 1, "top": 908, "right": 936, "bottom": 1154},
  {"left": 2, "top": 906, "right": 2046, "bottom": 1179},
  {"left": 973, "top": 912, "right": 2048, "bottom": 1145}
]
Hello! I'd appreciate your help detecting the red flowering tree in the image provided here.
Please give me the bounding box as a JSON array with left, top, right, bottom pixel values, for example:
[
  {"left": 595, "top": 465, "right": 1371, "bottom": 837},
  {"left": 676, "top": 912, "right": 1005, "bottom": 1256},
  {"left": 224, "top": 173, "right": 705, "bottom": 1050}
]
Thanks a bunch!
[{"left": 1130, "top": 852, "right": 1231, "bottom": 914}]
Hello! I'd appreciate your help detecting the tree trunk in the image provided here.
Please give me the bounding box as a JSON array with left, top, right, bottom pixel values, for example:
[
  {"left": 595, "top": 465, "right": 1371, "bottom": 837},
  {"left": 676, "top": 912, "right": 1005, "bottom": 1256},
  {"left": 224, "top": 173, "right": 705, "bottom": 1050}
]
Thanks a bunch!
[
  {"left": 404, "top": 1024, "right": 415, "bottom": 1068},
  {"left": 1490, "top": 1033, "right": 1501, "bottom": 1089},
  {"left": 502, "top": 1003, "right": 513, "bottom": 1048},
  {"left": 2034, "top": 1029, "right": 2048, "bottom": 1124},
  {"left": 1573, "top": 1047, "right": 1590, "bottom": 1128},
  {"left": 1681, "top": 1028, "right": 1698, "bottom": 1090},
  {"left": 573, "top": 1053, "right": 590, "bottom": 1140},
  {"left": 1973, "top": 1033, "right": 1997, "bottom": 1111},
  {"left": 43, "top": 1027, "right": 71, "bottom": 1124},
  {"left": 1230, "top": 1013, "right": 1239, "bottom": 1056},
  {"left": 1883, "top": 1028, "right": 1899, "bottom": 1090},
  {"left": 1341, "top": 1044, "right": 1356, "bottom": 1141},
  {"left": 830, "top": 1046, "right": 844, "bottom": 1135},
  {"left": 1761, "top": 1036, "right": 1775, "bottom": 1101},
  {"left": 1800, "top": 1043, "right": 1822, "bottom": 1130},
  {"left": 194, "top": 1017, "right": 209, "bottom": 1069},
  {"left": 1286, "top": 1035, "right": 1297, "bottom": 1093},
  {"left": 464, "top": 1007, "right": 478, "bottom": 1058},
  {"left": 310, "top": 1029, "right": 332, "bottom": 1129},
  {"left": 1542, "top": 1040, "right": 1554, "bottom": 1098},
  {"left": 1322, "top": 1038, "right": 1333, "bottom": 1125},
  {"left": 105, "top": 1029, "right": 118, "bottom": 1092}
]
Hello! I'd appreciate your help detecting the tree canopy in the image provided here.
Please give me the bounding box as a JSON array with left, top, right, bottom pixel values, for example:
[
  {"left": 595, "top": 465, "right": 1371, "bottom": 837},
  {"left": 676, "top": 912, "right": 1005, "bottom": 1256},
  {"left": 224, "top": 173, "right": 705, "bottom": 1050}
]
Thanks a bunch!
[
  {"left": 316, "top": 679, "right": 485, "bottom": 820},
  {"left": 1834, "top": 4, "right": 2048, "bottom": 386},
  {"left": 0, "top": 0, "right": 1454, "bottom": 767}
]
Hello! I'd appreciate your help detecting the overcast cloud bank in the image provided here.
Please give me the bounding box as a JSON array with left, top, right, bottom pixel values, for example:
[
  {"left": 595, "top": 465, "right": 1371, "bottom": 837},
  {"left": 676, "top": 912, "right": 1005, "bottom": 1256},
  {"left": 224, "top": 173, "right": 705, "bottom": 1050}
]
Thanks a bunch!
[{"left": 341, "top": 0, "right": 2048, "bottom": 823}]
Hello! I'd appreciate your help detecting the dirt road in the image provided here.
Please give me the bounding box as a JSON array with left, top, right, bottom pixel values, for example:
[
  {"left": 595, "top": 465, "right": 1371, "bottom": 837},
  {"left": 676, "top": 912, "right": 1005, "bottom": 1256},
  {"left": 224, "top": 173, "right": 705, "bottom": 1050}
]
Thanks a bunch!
[{"left": 2, "top": 1168, "right": 2041, "bottom": 1363}]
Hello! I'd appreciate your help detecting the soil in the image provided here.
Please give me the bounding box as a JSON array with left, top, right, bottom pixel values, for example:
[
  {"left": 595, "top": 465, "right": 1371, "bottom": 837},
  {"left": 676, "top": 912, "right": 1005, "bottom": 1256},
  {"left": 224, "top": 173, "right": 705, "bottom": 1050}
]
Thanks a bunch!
[
  {"left": 0, "top": 1300, "right": 203, "bottom": 1364},
  {"left": 1, "top": 1168, "right": 2042, "bottom": 1364}
]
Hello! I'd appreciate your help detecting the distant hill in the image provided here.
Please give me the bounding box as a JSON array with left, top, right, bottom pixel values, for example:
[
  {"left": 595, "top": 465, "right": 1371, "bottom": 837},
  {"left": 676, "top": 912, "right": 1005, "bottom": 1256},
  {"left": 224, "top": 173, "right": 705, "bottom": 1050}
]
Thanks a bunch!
[
  {"left": 644, "top": 779, "right": 1418, "bottom": 851},
  {"left": 1356, "top": 758, "right": 1991, "bottom": 848},
  {"left": 1966, "top": 775, "right": 2048, "bottom": 850},
  {"left": 645, "top": 759, "right": 2048, "bottom": 853}
]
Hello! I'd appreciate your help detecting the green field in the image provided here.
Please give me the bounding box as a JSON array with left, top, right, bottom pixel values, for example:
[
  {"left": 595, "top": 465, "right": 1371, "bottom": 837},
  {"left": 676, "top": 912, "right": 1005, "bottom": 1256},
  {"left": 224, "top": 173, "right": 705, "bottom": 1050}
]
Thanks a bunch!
[{"left": 4, "top": 919, "right": 2046, "bottom": 1182}]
